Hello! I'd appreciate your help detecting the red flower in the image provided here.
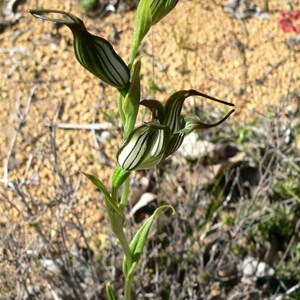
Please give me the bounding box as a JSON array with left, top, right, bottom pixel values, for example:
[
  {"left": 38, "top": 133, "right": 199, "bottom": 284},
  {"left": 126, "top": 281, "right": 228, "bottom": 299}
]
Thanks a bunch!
[{"left": 279, "top": 11, "right": 300, "bottom": 34}]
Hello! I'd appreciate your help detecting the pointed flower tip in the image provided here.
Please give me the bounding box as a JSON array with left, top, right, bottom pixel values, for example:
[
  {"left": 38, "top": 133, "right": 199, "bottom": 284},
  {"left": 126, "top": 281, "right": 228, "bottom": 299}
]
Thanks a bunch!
[
  {"left": 188, "top": 89, "right": 235, "bottom": 107},
  {"left": 166, "top": 204, "right": 176, "bottom": 215},
  {"left": 29, "top": 9, "right": 84, "bottom": 26}
]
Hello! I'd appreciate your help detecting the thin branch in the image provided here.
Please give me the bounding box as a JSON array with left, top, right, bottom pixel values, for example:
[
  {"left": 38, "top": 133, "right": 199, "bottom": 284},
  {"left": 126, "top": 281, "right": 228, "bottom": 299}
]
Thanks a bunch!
[
  {"left": 0, "top": 84, "right": 38, "bottom": 185},
  {"left": 56, "top": 122, "right": 114, "bottom": 130}
]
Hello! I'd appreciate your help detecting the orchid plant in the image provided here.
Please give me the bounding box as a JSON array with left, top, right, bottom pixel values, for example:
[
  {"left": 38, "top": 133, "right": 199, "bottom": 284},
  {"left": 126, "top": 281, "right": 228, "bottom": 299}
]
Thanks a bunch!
[{"left": 30, "top": 1, "right": 235, "bottom": 299}]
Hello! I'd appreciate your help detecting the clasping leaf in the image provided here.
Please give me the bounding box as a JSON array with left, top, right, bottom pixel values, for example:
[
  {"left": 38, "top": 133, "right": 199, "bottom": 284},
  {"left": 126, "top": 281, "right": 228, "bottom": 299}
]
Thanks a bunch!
[
  {"left": 123, "top": 205, "right": 175, "bottom": 278},
  {"left": 82, "top": 172, "right": 124, "bottom": 218},
  {"left": 122, "top": 58, "right": 142, "bottom": 137}
]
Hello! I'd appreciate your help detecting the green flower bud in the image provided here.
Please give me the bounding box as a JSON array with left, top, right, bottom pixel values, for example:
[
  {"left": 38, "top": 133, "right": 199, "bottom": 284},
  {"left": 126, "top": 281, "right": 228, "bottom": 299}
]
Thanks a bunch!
[
  {"left": 130, "top": 0, "right": 179, "bottom": 66},
  {"left": 150, "top": 0, "right": 179, "bottom": 25},
  {"left": 29, "top": 9, "right": 130, "bottom": 89}
]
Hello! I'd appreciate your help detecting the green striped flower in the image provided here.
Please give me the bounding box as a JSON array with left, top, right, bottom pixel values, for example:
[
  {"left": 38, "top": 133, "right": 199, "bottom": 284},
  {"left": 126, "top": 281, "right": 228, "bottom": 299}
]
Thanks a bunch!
[
  {"left": 117, "top": 90, "right": 235, "bottom": 171},
  {"left": 29, "top": 9, "right": 130, "bottom": 90},
  {"left": 150, "top": 0, "right": 179, "bottom": 25}
]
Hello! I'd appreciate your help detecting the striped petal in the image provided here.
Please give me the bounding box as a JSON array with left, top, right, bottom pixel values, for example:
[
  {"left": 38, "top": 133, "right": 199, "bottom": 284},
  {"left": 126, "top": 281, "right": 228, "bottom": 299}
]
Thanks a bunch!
[
  {"left": 164, "top": 90, "right": 193, "bottom": 133},
  {"left": 29, "top": 9, "right": 130, "bottom": 89},
  {"left": 163, "top": 132, "right": 185, "bottom": 158},
  {"left": 138, "top": 125, "right": 170, "bottom": 169},
  {"left": 140, "top": 99, "right": 165, "bottom": 123},
  {"left": 117, "top": 122, "right": 170, "bottom": 171}
]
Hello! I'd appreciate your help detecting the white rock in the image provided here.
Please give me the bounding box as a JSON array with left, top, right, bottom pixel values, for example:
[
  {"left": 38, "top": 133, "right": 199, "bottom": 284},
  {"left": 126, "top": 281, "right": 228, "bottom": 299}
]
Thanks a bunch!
[
  {"left": 256, "top": 260, "right": 275, "bottom": 278},
  {"left": 40, "top": 258, "right": 61, "bottom": 274},
  {"left": 179, "top": 133, "right": 214, "bottom": 160},
  {"left": 241, "top": 256, "right": 275, "bottom": 281},
  {"left": 242, "top": 256, "right": 257, "bottom": 277}
]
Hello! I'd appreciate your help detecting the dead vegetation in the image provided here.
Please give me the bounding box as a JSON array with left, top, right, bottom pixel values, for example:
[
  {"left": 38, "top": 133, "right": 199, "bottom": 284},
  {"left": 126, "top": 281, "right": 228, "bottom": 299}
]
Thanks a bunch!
[{"left": 1, "top": 90, "right": 299, "bottom": 299}]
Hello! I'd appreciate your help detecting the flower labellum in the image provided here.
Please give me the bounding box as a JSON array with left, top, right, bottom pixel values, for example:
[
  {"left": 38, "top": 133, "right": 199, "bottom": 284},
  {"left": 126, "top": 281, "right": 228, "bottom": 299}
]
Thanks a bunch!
[{"left": 29, "top": 9, "right": 130, "bottom": 90}]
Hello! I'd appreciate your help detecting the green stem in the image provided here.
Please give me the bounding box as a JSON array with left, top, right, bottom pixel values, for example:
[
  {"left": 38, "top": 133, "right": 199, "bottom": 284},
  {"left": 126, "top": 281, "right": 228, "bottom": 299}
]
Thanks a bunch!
[
  {"left": 106, "top": 203, "right": 131, "bottom": 267},
  {"left": 124, "top": 276, "right": 133, "bottom": 300},
  {"left": 114, "top": 226, "right": 132, "bottom": 268},
  {"left": 128, "top": 36, "right": 140, "bottom": 70},
  {"left": 118, "top": 93, "right": 126, "bottom": 127},
  {"left": 120, "top": 177, "right": 130, "bottom": 211},
  {"left": 128, "top": 49, "right": 137, "bottom": 71},
  {"left": 115, "top": 37, "right": 139, "bottom": 300}
]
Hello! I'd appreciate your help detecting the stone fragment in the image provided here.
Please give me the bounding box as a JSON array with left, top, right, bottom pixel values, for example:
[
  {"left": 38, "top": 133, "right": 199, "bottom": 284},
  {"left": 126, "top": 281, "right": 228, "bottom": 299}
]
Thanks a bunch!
[{"left": 241, "top": 256, "right": 275, "bottom": 284}]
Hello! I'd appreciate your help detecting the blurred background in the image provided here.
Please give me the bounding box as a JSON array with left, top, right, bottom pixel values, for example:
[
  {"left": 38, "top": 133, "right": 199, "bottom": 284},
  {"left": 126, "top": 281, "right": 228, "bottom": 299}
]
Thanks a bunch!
[{"left": 0, "top": 0, "right": 299, "bottom": 299}]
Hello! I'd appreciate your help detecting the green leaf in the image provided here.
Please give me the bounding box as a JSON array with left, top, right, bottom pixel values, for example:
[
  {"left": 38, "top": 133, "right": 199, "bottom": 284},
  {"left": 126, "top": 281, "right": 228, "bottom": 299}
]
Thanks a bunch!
[
  {"left": 123, "top": 205, "right": 175, "bottom": 278},
  {"left": 122, "top": 58, "right": 141, "bottom": 137},
  {"left": 29, "top": 9, "right": 130, "bottom": 89},
  {"left": 82, "top": 172, "right": 123, "bottom": 217},
  {"left": 79, "top": 0, "right": 97, "bottom": 11},
  {"left": 106, "top": 282, "right": 117, "bottom": 300},
  {"left": 111, "top": 165, "right": 131, "bottom": 199},
  {"left": 82, "top": 172, "right": 111, "bottom": 198},
  {"left": 129, "top": 0, "right": 179, "bottom": 66}
]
